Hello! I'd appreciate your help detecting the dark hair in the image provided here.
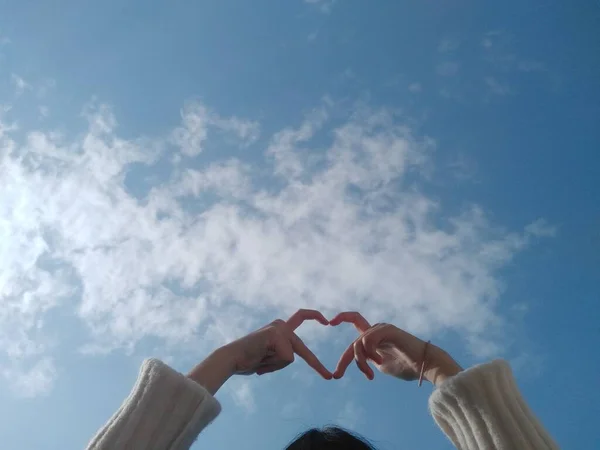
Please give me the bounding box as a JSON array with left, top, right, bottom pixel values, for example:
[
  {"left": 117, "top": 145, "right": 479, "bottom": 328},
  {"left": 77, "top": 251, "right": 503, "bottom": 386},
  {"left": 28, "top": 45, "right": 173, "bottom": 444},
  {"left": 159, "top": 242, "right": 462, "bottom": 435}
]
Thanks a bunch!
[{"left": 285, "top": 426, "right": 376, "bottom": 449}]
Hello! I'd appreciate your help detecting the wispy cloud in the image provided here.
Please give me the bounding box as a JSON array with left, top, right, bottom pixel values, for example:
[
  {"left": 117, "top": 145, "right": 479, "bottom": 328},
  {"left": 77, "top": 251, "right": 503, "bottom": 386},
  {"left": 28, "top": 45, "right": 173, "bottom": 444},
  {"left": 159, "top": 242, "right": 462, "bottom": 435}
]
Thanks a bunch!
[
  {"left": 485, "top": 76, "right": 513, "bottom": 96},
  {"left": 436, "top": 62, "right": 459, "bottom": 77},
  {"left": 11, "top": 74, "right": 31, "bottom": 96},
  {"left": 172, "top": 103, "right": 260, "bottom": 156},
  {"left": 517, "top": 60, "right": 546, "bottom": 73},
  {"left": 282, "top": 399, "right": 305, "bottom": 418},
  {"left": 304, "top": 0, "right": 337, "bottom": 14},
  {"left": 336, "top": 400, "right": 363, "bottom": 428},
  {"left": 0, "top": 93, "right": 554, "bottom": 396},
  {"left": 481, "top": 30, "right": 546, "bottom": 75},
  {"left": 38, "top": 106, "right": 49, "bottom": 118},
  {"left": 525, "top": 219, "right": 557, "bottom": 238},
  {"left": 436, "top": 30, "right": 549, "bottom": 102},
  {"left": 449, "top": 153, "right": 479, "bottom": 182},
  {"left": 36, "top": 78, "right": 57, "bottom": 98},
  {"left": 408, "top": 82, "right": 422, "bottom": 93},
  {"left": 1, "top": 358, "right": 56, "bottom": 398},
  {"left": 230, "top": 379, "right": 256, "bottom": 411},
  {"left": 438, "top": 37, "right": 460, "bottom": 53}
]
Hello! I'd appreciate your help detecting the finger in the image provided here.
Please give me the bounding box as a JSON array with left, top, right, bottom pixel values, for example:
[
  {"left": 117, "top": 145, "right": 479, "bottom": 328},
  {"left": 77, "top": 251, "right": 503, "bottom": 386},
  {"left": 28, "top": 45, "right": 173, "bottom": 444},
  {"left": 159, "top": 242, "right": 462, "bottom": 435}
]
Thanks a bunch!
[
  {"left": 329, "top": 311, "right": 371, "bottom": 333},
  {"left": 290, "top": 333, "right": 332, "bottom": 379},
  {"left": 267, "top": 332, "right": 295, "bottom": 373},
  {"left": 286, "top": 309, "right": 329, "bottom": 330},
  {"left": 333, "top": 340, "right": 356, "bottom": 379},
  {"left": 256, "top": 364, "right": 279, "bottom": 376},
  {"left": 354, "top": 340, "right": 374, "bottom": 380},
  {"left": 361, "top": 329, "right": 384, "bottom": 365}
]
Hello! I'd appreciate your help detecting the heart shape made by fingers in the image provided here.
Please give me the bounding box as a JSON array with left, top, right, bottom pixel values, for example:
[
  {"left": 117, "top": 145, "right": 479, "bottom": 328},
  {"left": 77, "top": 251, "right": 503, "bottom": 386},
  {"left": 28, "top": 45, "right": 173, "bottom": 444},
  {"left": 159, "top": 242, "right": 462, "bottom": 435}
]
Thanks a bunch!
[
  {"left": 270, "top": 309, "right": 423, "bottom": 382},
  {"left": 283, "top": 309, "right": 373, "bottom": 380},
  {"left": 328, "top": 311, "right": 377, "bottom": 379},
  {"left": 279, "top": 308, "right": 335, "bottom": 379},
  {"left": 328, "top": 311, "right": 428, "bottom": 382}
]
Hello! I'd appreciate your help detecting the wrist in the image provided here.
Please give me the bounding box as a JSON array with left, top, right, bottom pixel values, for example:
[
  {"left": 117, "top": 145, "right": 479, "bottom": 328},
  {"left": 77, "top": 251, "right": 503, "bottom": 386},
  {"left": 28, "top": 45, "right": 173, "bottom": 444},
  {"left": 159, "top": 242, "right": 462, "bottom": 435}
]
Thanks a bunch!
[
  {"left": 425, "top": 347, "right": 462, "bottom": 387},
  {"left": 187, "top": 346, "right": 238, "bottom": 395}
]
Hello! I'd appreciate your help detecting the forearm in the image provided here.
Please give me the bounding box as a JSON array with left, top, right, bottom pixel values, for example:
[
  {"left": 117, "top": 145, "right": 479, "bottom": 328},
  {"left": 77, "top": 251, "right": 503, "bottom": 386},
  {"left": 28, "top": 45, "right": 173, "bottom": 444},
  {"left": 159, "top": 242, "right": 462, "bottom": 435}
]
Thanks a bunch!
[
  {"left": 187, "top": 345, "right": 236, "bottom": 395},
  {"left": 429, "top": 360, "right": 558, "bottom": 450},
  {"left": 87, "top": 359, "right": 222, "bottom": 450}
]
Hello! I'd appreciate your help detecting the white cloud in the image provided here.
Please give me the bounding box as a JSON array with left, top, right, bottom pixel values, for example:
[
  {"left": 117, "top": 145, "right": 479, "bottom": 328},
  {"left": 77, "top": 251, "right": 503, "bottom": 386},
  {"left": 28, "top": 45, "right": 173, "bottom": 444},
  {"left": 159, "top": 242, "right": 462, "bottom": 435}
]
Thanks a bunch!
[
  {"left": 304, "top": 0, "right": 336, "bottom": 14},
  {"left": 525, "top": 219, "right": 557, "bottom": 238},
  {"left": 11, "top": 74, "right": 31, "bottom": 96},
  {"left": 408, "top": 82, "right": 422, "bottom": 93},
  {"left": 174, "top": 160, "right": 251, "bottom": 199},
  {"left": 477, "top": 31, "right": 550, "bottom": 99},
  {"left": 449, "top": 153, "right": 479, "bottom": 182},
  {"left": 281, "top": 399, "right": 304, "bottom": 418},
  {"left": 336, "top": 400, "right": 363, "bottom": 428},
  {"left": 485, "top": 76, "right": 513, "bottom": 96},
  {"left": 434, "top": 31, "right": 548, "bottom": 102},
  {"left": 230, "top": 379, "right": 256, "bottom": 411},
  {"left": 436, "top": 62, "right": 459, "bottom": 77},
  {"left": 172, "top": 103, "right": 259, "bottom": 156},
  {"left": 0, "top": 96, "right": 554, "bottom": 397},
  {"left": 481, "top": 31, "right": 518, "bottom": 72},
  {"left": 438, "top": 37, "right": 460, "bottom": 53},
  {"left": 2, "top": 357, "right": 57, "bottom": 398},
  {"left": 37, "top": 78, "right": 57, "bottom": 98},
  {"left": 517, "top": 61, "right": 546, "bottom": 73},
  {"left": 266, "top": 105, "right": 328, "bottom": 179},
  {"left": 39, "top": 105, "right": 49, "bottom": 118},
  {"left": 481, "top": 30, "right": 507, "bottom": 50}
]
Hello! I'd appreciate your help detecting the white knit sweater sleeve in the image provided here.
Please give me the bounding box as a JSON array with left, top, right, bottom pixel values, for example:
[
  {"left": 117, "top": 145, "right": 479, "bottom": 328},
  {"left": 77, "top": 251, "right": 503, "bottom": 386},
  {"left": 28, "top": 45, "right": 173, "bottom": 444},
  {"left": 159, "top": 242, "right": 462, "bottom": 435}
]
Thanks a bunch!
[
  {"left": 429, "top": 360, "right": 559, "bottom": 450},
  {"left": 86, "top": 358, "right": 221, "bottom": 450}
]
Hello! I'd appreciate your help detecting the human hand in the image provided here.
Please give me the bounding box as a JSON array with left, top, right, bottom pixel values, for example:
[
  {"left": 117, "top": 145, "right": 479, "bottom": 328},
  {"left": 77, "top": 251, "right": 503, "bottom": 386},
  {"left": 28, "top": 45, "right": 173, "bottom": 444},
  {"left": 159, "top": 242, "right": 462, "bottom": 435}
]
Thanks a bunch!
[
  {"left": 227, "top": 308, "right": 332, "bottom": 378},
  {"left": 330, "top": 312, "right": 462, "bottom": 386},
  {"left": 188, "top": 309, "right": 332, "bottom": 394}
]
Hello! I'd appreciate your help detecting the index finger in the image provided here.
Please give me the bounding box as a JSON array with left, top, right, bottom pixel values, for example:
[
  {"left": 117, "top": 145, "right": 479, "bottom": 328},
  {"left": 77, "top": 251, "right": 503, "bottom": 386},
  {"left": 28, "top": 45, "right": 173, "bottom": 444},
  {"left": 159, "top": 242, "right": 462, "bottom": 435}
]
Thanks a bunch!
[
  {"left": 290, "top": 333, "right": 333, "bottom": 379},
  {"left": 286, "top": 309, "right": 329, "bottom": 330},
  {"left": 333, "top": 340, "right": 356, "bottom": 379},
  {"left": 329, "top": 311, "right": 371, "bottom": 332}
]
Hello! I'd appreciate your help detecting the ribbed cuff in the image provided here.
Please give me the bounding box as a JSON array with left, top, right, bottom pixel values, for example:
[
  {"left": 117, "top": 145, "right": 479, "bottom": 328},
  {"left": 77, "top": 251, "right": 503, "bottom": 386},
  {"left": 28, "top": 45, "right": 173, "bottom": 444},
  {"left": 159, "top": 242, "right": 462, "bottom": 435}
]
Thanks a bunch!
[
  {"left": 87, "top": 358, "right": 221, "bottom": 450},
  {"left": 429, "top": 360, "right": 558, "bottom": 450}
]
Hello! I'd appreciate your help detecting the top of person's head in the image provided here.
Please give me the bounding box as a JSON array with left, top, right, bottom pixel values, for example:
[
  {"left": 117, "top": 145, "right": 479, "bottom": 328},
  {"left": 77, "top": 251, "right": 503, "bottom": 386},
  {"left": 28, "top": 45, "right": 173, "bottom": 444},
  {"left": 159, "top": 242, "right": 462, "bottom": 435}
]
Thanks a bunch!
[{"left": 285, "top": 426, "right": 376, "bottom": 450}]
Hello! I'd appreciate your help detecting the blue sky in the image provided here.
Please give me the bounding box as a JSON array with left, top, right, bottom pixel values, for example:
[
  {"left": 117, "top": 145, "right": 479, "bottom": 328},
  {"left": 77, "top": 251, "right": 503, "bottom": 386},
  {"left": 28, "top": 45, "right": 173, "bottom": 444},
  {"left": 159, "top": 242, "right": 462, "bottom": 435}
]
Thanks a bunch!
[{"left": 0, "top": 1, "right": 599, "bottom": 449}]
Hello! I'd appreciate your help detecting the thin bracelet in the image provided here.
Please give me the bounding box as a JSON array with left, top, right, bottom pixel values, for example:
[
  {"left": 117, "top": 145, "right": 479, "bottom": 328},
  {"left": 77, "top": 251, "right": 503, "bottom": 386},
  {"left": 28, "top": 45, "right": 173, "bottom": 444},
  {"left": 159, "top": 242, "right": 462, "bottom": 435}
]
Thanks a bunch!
[{"left": 418, "top": 340, "right": 431, "bottom": 387}]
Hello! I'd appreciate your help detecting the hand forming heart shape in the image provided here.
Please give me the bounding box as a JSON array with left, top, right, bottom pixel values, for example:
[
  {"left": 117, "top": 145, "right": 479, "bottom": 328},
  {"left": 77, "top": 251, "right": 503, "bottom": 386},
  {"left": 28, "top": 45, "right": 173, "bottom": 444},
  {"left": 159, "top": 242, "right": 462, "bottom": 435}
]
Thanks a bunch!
[
  {"left": 329, "top": 311, "right": 429, "bottom": 381},
  {"left": 228, "top": 308, "right": 436, "bottom": 383},
  {"left": 191, "top": 308, "right": 462, "bottom": 394},
  {"left": 274, "top": 309, "right": 429, "bottom": 382},
  {"left": 227, "top": 309, "right": 333, "bottom": 379}
]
